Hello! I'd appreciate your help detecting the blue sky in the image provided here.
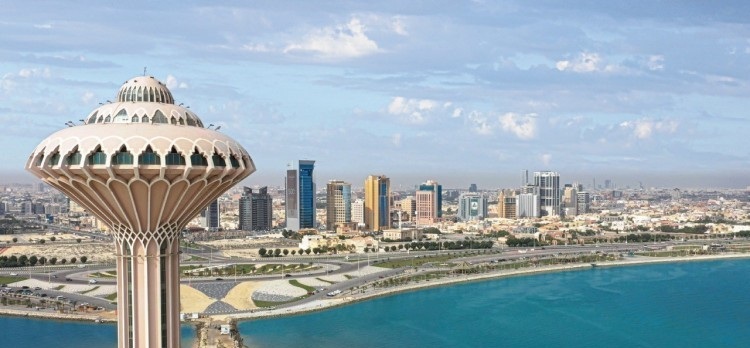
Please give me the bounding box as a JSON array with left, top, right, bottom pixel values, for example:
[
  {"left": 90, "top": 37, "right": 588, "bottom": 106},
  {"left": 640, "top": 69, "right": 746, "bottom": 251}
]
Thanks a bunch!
[{"left": 1, "top": 1, "right": 749, "bottom": 189}]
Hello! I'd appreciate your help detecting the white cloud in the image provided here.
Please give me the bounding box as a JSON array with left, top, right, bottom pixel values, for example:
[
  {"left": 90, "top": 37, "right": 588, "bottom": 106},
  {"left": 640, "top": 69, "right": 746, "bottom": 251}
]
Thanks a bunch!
[
  {"left": 499, "top": 112, "right": 537, "bottom": 139},
  {"left": 541, "top": 153, "right": 552, "bottom": 166},
  {"left": 17, "top": 68, "right": 51, "bottom": 78},
  {"left": 620, "top": 118, "right": 679, "bottom": 139},
  {"left": 647, "top": 55, "right": 664, "bottom": 71},
  {"left": 165, "top": 75, "right": 188, "bottom": 89},
  {"left": 467, "top": 111, "right": 493, "bottom": 135},
  {"left": 387, "top": 96, "right": 444, "bottom": 124},
  {"left": 284, "top": 18, "right": 379, "bottom": 59},
  {"left": 391, "top": 17, "right": 408, "bottom": 36},
  {"left": 556, "top": 52, "right": 620, "bottom": 73},
  {"left": 242, "top": 43, "right": 272, "bottom": 52},
  {"left": 81, "top": 91, "right": 94, "bottom": 104}
]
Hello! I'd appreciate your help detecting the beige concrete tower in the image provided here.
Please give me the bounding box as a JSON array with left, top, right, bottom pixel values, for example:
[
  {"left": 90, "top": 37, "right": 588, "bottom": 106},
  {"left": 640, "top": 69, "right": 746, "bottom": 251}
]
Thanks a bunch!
[{"left": 26, "top": 76, "right": 254, "bottom": 348}]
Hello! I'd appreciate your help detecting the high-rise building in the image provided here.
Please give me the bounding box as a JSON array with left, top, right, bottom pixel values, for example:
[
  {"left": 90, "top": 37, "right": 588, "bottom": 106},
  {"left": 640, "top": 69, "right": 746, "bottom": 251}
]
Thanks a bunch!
[
  {"left": 364, "top": 175, "right": 390, "bottom": 231},
  {"left": 416, "top": 180, "right": 442, "bottom": 225},
  {"left": 351, "top": 198, "right": 364, "bottom": 225},
  {"left": 498, "top": 190, "right": 517, "bottom": 219},
  {"left": 326, "top": 180, "right": 351, "bottom": 230},
  {"left": 562, "top": 185, "right": 578, "bottom": 216},
  {"left": 26, "top": 75, "right": 254, "bottom": 347},
  {"left": 457, "top": 192, "right": 487, "bottom": 221},
  {"left": 203, "top": 199, "right": 220, "bottom": 231},
  {"left": 468, "top": 183, "right": 478, "bottom": 192},
  {"left": 577, "top": 191, "right": 590, "bottom": 214},
  {"left": 239, "top": 186, "right": 272, "bottom": 232},
  {"left": 534, "top": 171, "right": 560, "bottom": 217},
  {"left": 398, "top": 197, "right": 416, "bottom": 221},
  {"left": 285, "top": 160, "right": 316, "bottom": 231},
  {"left": 516, "top": 193, "right": 540, "bottom": 218}
]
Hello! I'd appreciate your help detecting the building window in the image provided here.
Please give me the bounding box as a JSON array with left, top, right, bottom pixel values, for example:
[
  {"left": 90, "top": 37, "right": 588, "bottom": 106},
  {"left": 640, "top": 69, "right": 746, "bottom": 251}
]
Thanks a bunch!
[
  {"left": 104, "top": 115, "right": 111, "bottom": 123},
  {"left": 229, "top": 155, "right": 240, "bottom": 168},
  {"left": 138, "top": 146, "right": 160, "bottom": 165},
  {"left": 35, "top": 154, "right": 44, "bottom": 166},
  {"left": 112, "top": 146, "right": 134, "bottom": 165},
  {"left": 212, "top": 151, "right": 226, "bottom": 167},
  {"left": 153, "top": 110, "right": 168, "bottom": 124},
  {"left": 97, "top": 115, "right": 104, "bottom": 123},
  {"left": 48, "top": 152, "right": 60, "bottom": 166},
  {"left": 142, "top": 115, "right": 149, "bottom": 123},
  {"left": 87, "top": 148, "right": 107, "bottom": 165},
  {"left": 165, "top": 147, "right": 185, "bottom": 165},
  {"left": 170, "top": 117, "right": 177, "bottom": 125},
  {"left": 190, "top": 149, "right": 208, "bottom": 166},
  {"left": 87, "top": 111, "right": 98, "bottom": 124},
  {"left": 131, "top": 115, "right": 139, "bottom": 123},
  {"left": 66, "top": 151, "right": 82, "bottom": 166}
]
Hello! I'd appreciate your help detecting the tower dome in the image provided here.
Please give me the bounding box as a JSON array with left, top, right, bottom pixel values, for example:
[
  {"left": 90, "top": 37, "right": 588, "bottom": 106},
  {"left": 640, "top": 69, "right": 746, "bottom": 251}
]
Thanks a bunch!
[{"left": 116, "top": 75, "right": 174, "bottom": 104}]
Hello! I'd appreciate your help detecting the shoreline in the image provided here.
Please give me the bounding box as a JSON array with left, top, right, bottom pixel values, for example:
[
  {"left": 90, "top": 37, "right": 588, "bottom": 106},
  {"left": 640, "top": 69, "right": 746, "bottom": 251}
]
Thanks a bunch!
[
  {"left": 2, "top": 253, "right": 749, "bottom": 325},
  {"left": 222, "top": 252, "right": 750, "bottom": 322}
]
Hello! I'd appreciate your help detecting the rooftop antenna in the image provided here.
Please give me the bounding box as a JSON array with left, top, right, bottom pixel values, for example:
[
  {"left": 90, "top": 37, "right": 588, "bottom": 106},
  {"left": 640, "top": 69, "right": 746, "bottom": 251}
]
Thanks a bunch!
[
  {"left": 143, "top": 67, "right": 147, "bottom": 76},
  {"left": 214, "top": 126, "right": 221, "bottom": 131}
]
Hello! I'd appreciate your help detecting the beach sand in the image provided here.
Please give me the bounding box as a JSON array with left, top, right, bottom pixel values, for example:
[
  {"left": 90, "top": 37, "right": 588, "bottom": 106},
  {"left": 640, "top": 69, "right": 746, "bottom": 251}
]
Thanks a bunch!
[{"left": 180, "top": 285, "right": 216, "bottom": 313}]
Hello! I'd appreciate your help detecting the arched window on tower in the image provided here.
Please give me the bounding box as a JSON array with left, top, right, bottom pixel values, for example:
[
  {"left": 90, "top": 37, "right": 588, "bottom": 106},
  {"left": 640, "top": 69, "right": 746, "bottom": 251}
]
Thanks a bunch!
[
  {"left": 212, "top": 150, "right": 226, "bottom": 167},
  {"left": 149, "top": 88, "right": 155, "bottom": 102},
  {"left": 138, "top": 146, "right": 160, "bottom": 165},
  {"left": 153, "top": 110, "right": 168, "bottom": 124},
  {"left": 87, "top": 147, "right": 107, "bottom": 165},
  {"left": 48, "top": 151, "right": 61, "bottom": 166},
  {"left": 87, "top": 111, "right": 98, "bottom": 124},
  {"left": 132, "top": 115, "right": 139, "bottom": 123},
  {"left": 229, "top": 155, "right": 240, "bottom": 168},
  {"left": 66, "top": 149, "right": 82, "bottom": 166},
  {"left": 112, "top": 146, "right": 134, "bottom": 165},
  {"left": 190, "top": 148, "right": 208, "bottom": 166},
  {"left": 142, "top": 115, "right": 150, "bottom": 123},
  {"left": 165, "top": 147, "right": 185, "bottom": 165}
]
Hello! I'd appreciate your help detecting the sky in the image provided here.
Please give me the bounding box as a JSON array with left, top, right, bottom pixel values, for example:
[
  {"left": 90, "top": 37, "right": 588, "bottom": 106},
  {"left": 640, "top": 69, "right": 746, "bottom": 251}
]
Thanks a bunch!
[{"left": 1, "top": 1, "right": 749, "bottom": 190}]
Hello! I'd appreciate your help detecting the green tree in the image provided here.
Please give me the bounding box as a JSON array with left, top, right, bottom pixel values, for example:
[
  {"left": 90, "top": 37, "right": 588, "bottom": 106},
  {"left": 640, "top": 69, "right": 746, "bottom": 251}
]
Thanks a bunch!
[
  {"left": 49, "top": 257, "right": 57, "bottom": 265},
  {"left": 76, "top": 238, "right": 82, "bottom": 243},
  {"left": 29, "top": 256, "right": 38, "bottom": 266},
  {"left": 38, "top": 239, "right": 45, "bottom": 244},
  {"left": 12, "top": 237, "right": 17, "bottom": 243},
  {"left": 70, "top": 257, "right": 77, "bottom": 264},
  {"left": 298, "top": 249, "right": 304, "bottom": 255},
  {"left": 283, "top": 249, "right": 289, "bottom": 256},
  {"left": 290, "top": 249, "right": 296, "bottom": 255},
  {"left": 60, "top": 258, "right": 67, "bottom": 264},
  {"left": 49, "top": 236, "right": 56, "bottom": 242},
  {"left": 80, "top": 256, "right": 87, "bottom": 264},
  {"left": 274, "top": 248, "right": 281, "bottom": 257},
  {"left": 305, "top": 248, "right": 311, "bottom": 255},
  {"left": 38, "top": 256, "right": 47, "bottom": 265},
  {"left": 258, "top": 248, "right": 267, "bottom": 257}
]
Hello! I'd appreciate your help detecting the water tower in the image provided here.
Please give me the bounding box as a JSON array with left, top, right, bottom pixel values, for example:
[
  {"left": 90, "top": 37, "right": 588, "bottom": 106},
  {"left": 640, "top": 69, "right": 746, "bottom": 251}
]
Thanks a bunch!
[{"left": 26, "top": 76, "right": 254, "bottom": 347}]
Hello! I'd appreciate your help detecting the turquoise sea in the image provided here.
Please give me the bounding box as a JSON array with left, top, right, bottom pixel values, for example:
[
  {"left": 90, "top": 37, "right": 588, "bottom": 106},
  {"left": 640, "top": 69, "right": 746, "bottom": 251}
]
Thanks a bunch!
[
  {"left": 0, "top": 318, "right": 195, "bottom": 347},
  {"left": 241, "top": 259, "right": 750, "bottom": 348},
  {"left": 3, "top": 259, "right": 749, "bottom": 347}
]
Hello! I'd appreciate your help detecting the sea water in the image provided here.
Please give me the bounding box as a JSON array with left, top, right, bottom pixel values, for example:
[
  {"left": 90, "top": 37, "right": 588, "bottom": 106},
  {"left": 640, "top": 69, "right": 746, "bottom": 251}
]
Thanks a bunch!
[
  {"left": 240, "top": 259, "right": 750, "bottom": 348},
  {"left": 0, "top": 317, "right": 195, "bottom": 347}
]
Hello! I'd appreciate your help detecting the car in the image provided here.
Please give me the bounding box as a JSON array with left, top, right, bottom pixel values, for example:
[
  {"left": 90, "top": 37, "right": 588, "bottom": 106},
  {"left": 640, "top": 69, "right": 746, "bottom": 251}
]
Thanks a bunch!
[
  {"left": 34, "top": 286, "right": 41, "bottom": 290},
  {"left": 283, "top": 274, "right": 291, "bottom": 278},
  {"left": 9, "top": 273, "right": 18, "bottom": 276},
  {"left": 40, "top": 293, "right": 48, "bottom": 297},
  {"left": 21, "top": 286, "right": 29, "bottom": 290},
  {"left": 65, "top": 278, "right": 72, "bottom": 282},
  {"left": 88, "top": 279, "right": 97, "bottom": 284},
  {"left": 215, "top": 278, "right": 223, "bottom": 281},
  {"left": 52, "top": 275, "right": 58, "bottom": 279}
]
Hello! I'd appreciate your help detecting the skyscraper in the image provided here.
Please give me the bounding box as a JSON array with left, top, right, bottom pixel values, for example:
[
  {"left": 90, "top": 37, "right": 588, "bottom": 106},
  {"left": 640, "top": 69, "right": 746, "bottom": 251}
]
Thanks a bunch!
[
  {"left": 326, "top": 180, "right": 351, "bottom": 230},
  {"left": 498, "top": 190, "right": 517, "bottom": 219},
  {"left": 364, "top": 175, "right": 390, "bottom": 231},
  {"left": 577, "top": 191, "right": 591, "bottom": 214},
  {"left": 534, "top": 171, "right": 560, "bottom": 217},
  {"left": 517, "top": 192, "right": 540, "bottom": 218},
  {"left": 26, "top": 75, "right": 254, "bottom": 348},
  {"left": 457, "top": 192, "right": 488, "bottom": 221},
  {"left": 239, "top": 186, "right": 272, "bottom": 232},
  {"left": 416, "top": 180, "right": 442, "bottom": 225},
  {"left": 562, "top": 185, "right": 578, "bottom": 216},
  {"left": 285, "top": 160, "right": 315, "bottom": 231},
  {"left": 351, "top": 198, "right": 364, "bottom": 225},
  {"left": 203, "top": 199, "right": 220, "bottom": 231}
]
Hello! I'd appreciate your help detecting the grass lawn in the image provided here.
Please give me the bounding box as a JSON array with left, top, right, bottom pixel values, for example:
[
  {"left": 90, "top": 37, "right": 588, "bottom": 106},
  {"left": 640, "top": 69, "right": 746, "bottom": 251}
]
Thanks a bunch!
[
  {"left": 0, "top": 276, "right": 25, "bottom": 284},
  {"left": 288, "top": 279, "right": 316, "bottom": 292},
  {"left": 81, "top": 286, "right": 100, "bottom": 294},
  {"left": 104, "top": 293, "right": 117, "bottom": 301},
  {"left": 375, "top": 255, "right": 456, "bottom": 269}
]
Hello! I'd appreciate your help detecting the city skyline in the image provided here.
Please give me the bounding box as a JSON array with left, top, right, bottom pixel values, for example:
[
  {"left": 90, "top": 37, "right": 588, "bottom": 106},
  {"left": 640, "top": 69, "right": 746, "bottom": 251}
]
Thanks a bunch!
[{"left": 2, "top": 2, "right": 750, "bottom": 189}]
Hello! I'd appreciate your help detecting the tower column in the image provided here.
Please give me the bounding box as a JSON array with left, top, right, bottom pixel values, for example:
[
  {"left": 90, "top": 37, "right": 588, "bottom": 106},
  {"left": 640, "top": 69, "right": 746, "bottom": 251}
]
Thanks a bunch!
[{"left": 116, "top": 235, "right": 181, "bottom": 348}]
